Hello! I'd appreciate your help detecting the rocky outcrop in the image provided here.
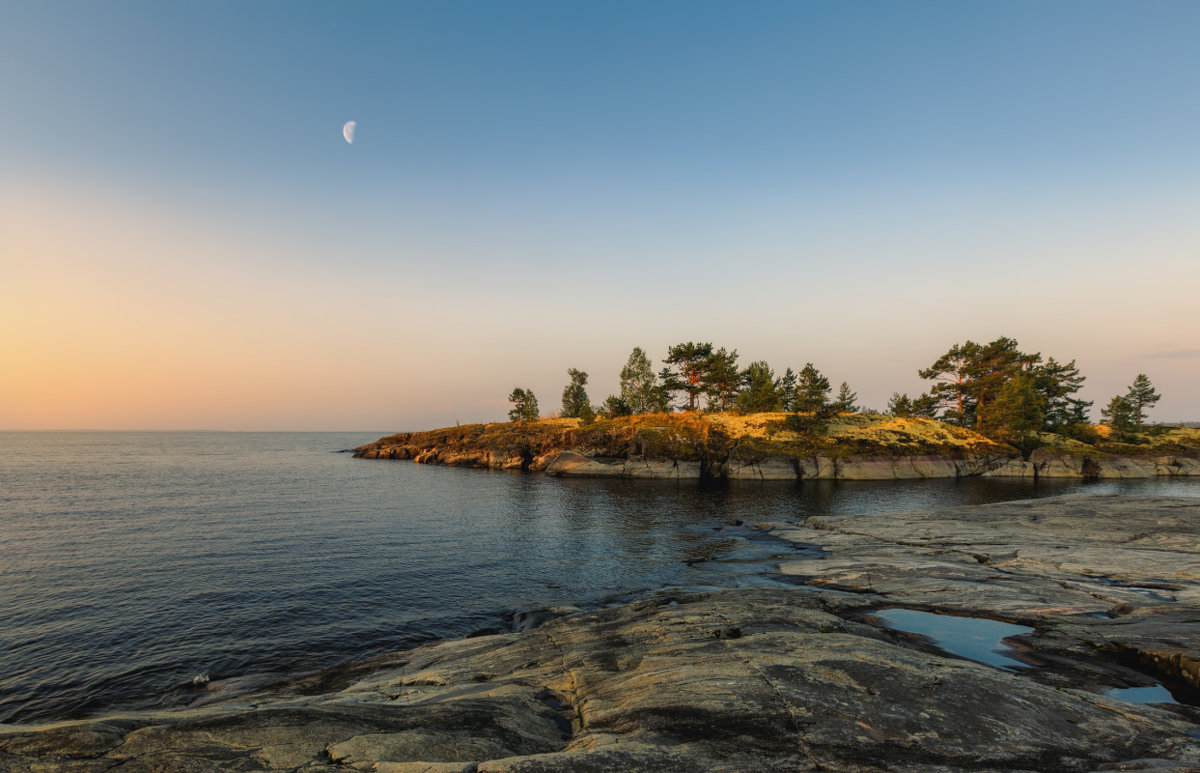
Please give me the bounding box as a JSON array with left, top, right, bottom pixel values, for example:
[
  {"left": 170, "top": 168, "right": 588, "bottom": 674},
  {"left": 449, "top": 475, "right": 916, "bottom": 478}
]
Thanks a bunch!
[
  {"left": 356, "top": 417, "right": 1199, "bottom": 481},
  {"left": 365, "top": 443, "right": 1197, "bottom": 482},
  {"left": 542, "top": 452, "right": 700, "bottom": 480},
  {"left": 766, "top": 493, "right": 1200, "bottom": 695},
  {"left": 4, "top": 495, "right": 1199, "bottom": 772},
  {"left": 981, "top": 449, "right": 1155, "bottom": 479},
  {"left": 4, "top": 587, "right": 1197, "bottom": 772}
]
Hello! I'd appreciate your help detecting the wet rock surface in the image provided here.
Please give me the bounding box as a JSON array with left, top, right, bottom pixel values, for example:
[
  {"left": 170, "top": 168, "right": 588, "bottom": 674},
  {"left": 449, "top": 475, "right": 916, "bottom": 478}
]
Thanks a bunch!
[{"left": 3, "top": 494, "right": 1199, "bottom": 772}]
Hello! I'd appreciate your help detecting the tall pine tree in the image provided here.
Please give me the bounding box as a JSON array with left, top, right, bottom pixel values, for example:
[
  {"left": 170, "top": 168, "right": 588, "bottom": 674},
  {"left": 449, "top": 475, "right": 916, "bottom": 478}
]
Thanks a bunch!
[
  {"left": 1101, "top": 395, "right": 1136, "bottom": 440},
  {"left": 703, "top": 347, "right": 741, "bottom": 411},
  {"left": 660, "top": 342, "right": 714, "bottom": 411},
  {"left": 1125, "top": 374, "right": 1161, "bottom": 431},
  {"left": 833, "top": 382, "right": 858, "bottom": 414},
  {"left": 793, "top": 363, "right": 832, "bottom": 414},
  {"left": 736, "top": 361, "right": 782, "bottom": 413},
  {"left": 778, "top": 368, "right": 798, "bottom": 411}
]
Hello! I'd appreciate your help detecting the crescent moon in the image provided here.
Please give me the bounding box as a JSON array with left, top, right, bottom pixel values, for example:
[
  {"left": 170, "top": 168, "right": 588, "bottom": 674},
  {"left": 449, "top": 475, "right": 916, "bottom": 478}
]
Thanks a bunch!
[{"left": 343, "top": 121, "right": 356, "bottom": 144}]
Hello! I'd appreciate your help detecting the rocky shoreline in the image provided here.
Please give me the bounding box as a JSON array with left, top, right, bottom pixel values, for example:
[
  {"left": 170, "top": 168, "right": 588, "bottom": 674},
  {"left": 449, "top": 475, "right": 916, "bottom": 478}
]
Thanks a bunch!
[
  {"left": 3, "top": 493, "right": 1198, "bottom": 772},
  {"left": 353, "top": 415, "right": 1200, "bottom": 481},
  {"left": 357, "top": 444, "right": 1200, "bottom": 482}
]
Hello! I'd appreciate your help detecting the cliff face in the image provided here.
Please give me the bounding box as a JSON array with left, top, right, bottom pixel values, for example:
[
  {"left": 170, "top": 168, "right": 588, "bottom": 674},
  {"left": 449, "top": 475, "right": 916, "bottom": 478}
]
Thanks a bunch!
[{"left": 354, "top": 413, "right": 1200, "bottom": 481}]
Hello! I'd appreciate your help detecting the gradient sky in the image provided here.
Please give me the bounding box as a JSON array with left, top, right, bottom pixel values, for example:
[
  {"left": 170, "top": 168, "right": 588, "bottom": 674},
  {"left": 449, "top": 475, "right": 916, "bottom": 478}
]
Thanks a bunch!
[{"left": 3, "top": 1, "right": 1198, "bottom": 430}]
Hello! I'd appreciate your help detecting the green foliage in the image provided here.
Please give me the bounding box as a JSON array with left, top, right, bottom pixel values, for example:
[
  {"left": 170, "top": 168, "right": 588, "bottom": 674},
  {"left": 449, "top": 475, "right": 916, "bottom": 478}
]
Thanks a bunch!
[
  {"left": 1055, "top": 421, "right": 1102, "bottom": 445},
  {"left": 736, "top": 361, "right": 782, "bottom": 413},
  {"left": 918, "top": 337, "right": 1038, "bottom": 427},
  {"left": 704, "top": 347, "right": 741, "bottom": 411},
  {"left": 887, "top": 393, "right": 914, "bottom": 417},
  {"left": 783, "top": 405, "right": 837, "bottom": 436},
  {"left": 778, "top": 367, "right": 797, "bottom": 412},
  {"left": 560, "top": 368, "right": 590, "bottom": 419},
  {"left": 975, "top": 371, "right": 1047, "bottom": 454},
  {"left": 1125, "top": 374, "right": 1161, "bottom": 431},
  {"left": 911, "top": 393, "right": 939, "bottom": 418},
  {"left": 1032, "top": 357, "right": 1092, "bottom": 432},
  {"left": 918, "top": 337, "right": 1089, "bottom": 435},
  {"left": 507, "top": 387, "right": 539, "bottom": 424},
  {"left": 578, "top": 402, "right": 596, "bottom": 426},
  {"left": 660, "top": 342, "right": 714, "bottom": 411},
  {"left": 1101, "top": 394, "right": 1136, "bottom": 440},
  {"left": 601, "top": 394, "right": 632, "bottom": 417},
  {"left": 793, "top": 363, "right": 831, "bottom": 414},
  {"left": 619, "top": 347, "right": 669, "bottom": 414},
  {"left": 833, "top": 381, "right": 858, "bottom": 414}
]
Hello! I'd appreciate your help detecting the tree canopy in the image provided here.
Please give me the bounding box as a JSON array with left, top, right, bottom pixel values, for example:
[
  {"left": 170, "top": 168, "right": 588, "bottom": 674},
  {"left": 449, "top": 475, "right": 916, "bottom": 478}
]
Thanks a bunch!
[
  {"left": 704, "top": 347, "right": 741, "bottom": 411},
  {"left": 975, "top": 371, "right": 1046, "bottom": 453},
  {"left": 560, "top": 369, "right": 590, "bottom": 419},
  {"left": 507, "top": 387, "right": 539, "bottom": 424},
  {"left": 1125, "top": 374, "right": 1161, "bottom": 431},
  {"left": 660, "top": 342, "right": 714, "bottom": 411},
  {"left": 918, "top": 336, "right": 1090, "bottom": 435},
  {"left": 1101, "top": 395, "right": 1136, "bottom": 439},
  {"left": 495, "top": 338, "right": 1171, "bottom": 452},
  {"left": 736, "top": 361, "right": 783, "bottom": 413},
  {"left": 793, "top": 363, "right": 831, "bottom": 414},
  {"left": 619, "top": 347, "right": 669, "bottom": 414}
]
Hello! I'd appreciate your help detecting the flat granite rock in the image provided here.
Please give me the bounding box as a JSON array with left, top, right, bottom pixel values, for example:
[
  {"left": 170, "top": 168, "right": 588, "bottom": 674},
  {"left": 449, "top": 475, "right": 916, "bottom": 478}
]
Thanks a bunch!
[{"left": 3, "top": 494, "right": 1199, "bottom": 772}]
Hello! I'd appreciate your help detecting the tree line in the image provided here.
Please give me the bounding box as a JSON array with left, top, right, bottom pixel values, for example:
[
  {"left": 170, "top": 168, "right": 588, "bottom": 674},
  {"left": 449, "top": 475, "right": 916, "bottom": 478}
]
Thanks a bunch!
[{"left": 508, "top": 337, "right": 1165, "bottom": 447}]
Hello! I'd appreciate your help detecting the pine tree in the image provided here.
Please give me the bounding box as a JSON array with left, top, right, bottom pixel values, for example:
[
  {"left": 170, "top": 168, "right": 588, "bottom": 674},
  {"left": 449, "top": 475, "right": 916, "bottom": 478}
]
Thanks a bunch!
[
  {"left": 560, "top": 369, "right": 590, "bottom": 419},
  {"left": 1032, "top": 357, "right": 1092, "bottom": 432},
  {"left": 911, "top": 393, "right": 940, "bottom": 418},
  {"left": 793, "top": 363, "right": 831, "bottom": 414},
  {"left": 703, "top": 347, "right": 741, "bottom": 411},
  {"left": 833, "top": 382, "right": 858, "bottom": 414},
  {"left": 976, "top": 371, "right": 1047, "bottom": 452},
  {"left": 918, "top": 337, "right": 1039, "bottom": 427},
  {"left": 1101, "top": 395, "right": 1136, "bottom": 440},
  {"left": 602, "top": 395, "right": 632, "bottom": 417},
  {"left": 508, "top": 388, "right": 539, "bottom": 424},
  {"left": 778, "top": 368, "right": 797, "bottom": 412},
  {"left": 887, "top": 393, "right": 914, "bottom": 417},
  {"left": 1125, "top": 374, "right": 1161, "bottom": 431},
  {"left": 736, "top": 361, "right": 782, "bottom": 413},
  {"left": 660, "top": 342, "right": 714, "bottom": 411}
]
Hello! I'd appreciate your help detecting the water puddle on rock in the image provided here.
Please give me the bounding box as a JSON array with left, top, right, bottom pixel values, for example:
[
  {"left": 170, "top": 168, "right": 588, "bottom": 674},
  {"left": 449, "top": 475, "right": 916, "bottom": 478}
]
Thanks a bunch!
[
  {"left": 1103, "top": 684, "right": 1177, "bottom": 704},
  {"left": 870, "top": 608, "right": 1033, "bottom": 670}
]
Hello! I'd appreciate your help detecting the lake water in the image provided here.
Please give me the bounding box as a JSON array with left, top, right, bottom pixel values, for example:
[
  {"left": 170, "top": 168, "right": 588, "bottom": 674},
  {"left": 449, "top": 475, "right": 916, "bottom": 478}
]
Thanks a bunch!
[{"left": 2, "top": 431, "right": 1198, "bottom": 725}]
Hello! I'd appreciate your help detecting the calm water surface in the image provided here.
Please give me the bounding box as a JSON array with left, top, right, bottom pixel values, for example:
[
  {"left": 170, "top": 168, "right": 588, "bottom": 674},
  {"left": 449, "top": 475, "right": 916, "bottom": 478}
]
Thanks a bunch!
[{"left": 2, "top": 431, "right": 1197, "bottom": 725}]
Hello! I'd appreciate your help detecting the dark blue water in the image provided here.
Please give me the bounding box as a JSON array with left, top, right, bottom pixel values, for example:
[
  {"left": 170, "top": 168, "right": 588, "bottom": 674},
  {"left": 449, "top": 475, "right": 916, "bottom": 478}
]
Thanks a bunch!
[{"left": 2, "top": 432, "right": 1197, "bottom": 725}]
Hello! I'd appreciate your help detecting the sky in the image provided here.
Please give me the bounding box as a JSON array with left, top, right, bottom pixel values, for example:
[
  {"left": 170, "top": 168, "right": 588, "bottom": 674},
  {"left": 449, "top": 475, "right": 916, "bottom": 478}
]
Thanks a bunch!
[{"left": 2, "top": 0, "right": 1199, "bottom": 430}]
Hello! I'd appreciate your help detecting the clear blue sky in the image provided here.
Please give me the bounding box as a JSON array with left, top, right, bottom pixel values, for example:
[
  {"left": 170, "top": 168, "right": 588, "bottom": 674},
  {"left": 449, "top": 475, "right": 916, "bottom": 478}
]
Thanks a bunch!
[{"left": 3, "top": 1, "right": 1198, "bottom": 429}]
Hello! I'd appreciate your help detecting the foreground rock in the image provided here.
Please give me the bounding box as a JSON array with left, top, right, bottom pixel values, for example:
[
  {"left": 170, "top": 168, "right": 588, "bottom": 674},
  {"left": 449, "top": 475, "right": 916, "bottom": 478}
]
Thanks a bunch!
[{"left": 3, "top": 495, "right": 1199, "bottom": 772}]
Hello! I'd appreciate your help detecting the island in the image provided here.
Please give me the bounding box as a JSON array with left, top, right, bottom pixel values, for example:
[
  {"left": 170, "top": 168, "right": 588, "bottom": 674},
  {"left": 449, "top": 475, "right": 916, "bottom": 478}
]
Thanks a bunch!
[{"left": 354, "top": 413, "right": 1200, "bottom": 481}]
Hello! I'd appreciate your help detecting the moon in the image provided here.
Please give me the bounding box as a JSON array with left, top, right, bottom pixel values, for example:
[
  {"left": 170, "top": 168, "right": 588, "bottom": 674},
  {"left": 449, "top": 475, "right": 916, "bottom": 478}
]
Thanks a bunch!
[{"left": 342, "top": 121, "right": 356, "bottom": 144}]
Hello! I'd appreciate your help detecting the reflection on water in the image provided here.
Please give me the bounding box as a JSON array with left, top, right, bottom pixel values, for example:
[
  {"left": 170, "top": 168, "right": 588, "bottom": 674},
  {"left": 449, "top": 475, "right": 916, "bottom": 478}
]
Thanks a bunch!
[
  {"left": 1103, "top": 684, "right": 1178, "bottom": 705},
  {"left": 1, "top": 431, "right": 1197, "bottom": 724},
  {"left": 870, "top": 608, "right": 1034, "bottom": 670}
]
